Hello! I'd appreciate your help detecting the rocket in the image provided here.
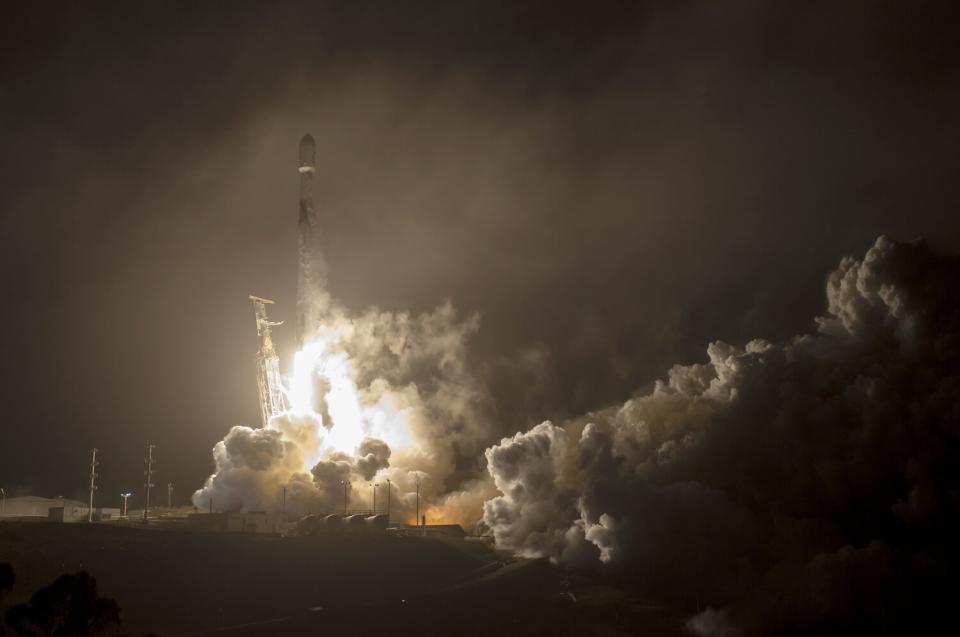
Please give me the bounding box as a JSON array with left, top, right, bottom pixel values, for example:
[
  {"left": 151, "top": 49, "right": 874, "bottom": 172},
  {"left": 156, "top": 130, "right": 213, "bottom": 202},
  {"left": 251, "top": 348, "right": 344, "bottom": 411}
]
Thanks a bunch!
[{"left": 296, "top": 133, "right": 327, "bottom": 349}]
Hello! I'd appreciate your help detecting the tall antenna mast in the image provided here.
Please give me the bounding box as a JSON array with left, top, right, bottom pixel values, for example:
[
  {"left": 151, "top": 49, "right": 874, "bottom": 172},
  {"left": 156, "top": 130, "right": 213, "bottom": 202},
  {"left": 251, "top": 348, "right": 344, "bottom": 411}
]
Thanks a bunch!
[
  {"left": 88, "top": 448, "right": 99, "bottom": 523},
  {"left": 143, "top": 444, "right": 155, "bottom": 523},
  {"left": 250, "top": 295, "right": 288, "bottom": 428}
]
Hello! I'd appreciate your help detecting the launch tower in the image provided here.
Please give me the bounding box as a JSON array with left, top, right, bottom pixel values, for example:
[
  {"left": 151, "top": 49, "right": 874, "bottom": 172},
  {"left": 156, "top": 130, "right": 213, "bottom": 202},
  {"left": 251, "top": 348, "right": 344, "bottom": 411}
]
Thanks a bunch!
[{"left": 250, "top": 295, "right": 288, "bottom": 427}]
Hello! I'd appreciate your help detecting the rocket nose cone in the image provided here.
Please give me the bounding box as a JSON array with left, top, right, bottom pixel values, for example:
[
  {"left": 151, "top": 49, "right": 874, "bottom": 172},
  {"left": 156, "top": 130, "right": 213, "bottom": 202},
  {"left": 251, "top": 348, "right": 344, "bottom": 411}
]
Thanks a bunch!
[{"left": 299, "top": 134, "right": 316, "bottom": 168}]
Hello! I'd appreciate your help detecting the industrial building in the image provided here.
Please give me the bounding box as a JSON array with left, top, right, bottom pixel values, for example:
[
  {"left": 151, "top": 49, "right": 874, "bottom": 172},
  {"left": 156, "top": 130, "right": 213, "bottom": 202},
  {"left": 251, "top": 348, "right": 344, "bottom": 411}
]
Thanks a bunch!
[
  {"left": 187, "top": 511, "right": 285, "bottom": 534},
  {"left": 387, "top": 523, "right": 466, "bottom": 538},
  {"left": 0, "top": 496, "right": 120, "bottom": 522},
  {"left": 1, "top": 496, "right": 82, "bottom": 519},
  {"left": 48, "top": 505, "right": 122, "bottom": 522}
]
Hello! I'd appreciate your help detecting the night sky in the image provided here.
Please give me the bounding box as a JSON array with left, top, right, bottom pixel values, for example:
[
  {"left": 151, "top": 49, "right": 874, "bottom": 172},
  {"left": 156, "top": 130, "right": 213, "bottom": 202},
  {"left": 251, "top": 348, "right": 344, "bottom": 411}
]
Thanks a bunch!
[{"left": 2, "top": 0, "right": 959, "bottom": 506}]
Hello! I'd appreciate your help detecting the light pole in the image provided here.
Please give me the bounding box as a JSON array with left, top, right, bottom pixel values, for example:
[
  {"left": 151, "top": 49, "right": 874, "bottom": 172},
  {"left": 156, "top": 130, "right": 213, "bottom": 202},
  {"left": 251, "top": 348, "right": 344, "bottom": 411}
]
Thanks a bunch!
[
  {"left": 121, "top": 493, "right": 131, "bottom": 518},
  {"left": 88, "top": 448, "right": 99, "bottom": 523},
  {"left": 340, "top": 480, "right": 349, "bottom": 515},
  {"left": 143, "top": 444, "right": 155, "bottom": 523},
  {"left": 1, "top": 487, "right": 6, "bottom": 516},
  {"left": 385, "top": 479, "right": 391, "bottom": 522},
  {"left": 414, "top": 478, "right": 420, "bottom": 527},
  {"left": 167, "top": 482, "right": 173, "bottom": 509}
]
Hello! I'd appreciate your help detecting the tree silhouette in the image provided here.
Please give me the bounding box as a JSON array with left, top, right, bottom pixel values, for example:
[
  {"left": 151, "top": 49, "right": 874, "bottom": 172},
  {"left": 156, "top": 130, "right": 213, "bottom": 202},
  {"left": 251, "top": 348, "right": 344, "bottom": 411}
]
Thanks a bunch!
[
  {"left": 0, "top": 563, "right": 13, "bottom": 601},
  {"left": 0, "top": 563, "right": 14, "bottom": 637},
  {"left": 4, "top": 571, "right": 120, "bottom": 637}
]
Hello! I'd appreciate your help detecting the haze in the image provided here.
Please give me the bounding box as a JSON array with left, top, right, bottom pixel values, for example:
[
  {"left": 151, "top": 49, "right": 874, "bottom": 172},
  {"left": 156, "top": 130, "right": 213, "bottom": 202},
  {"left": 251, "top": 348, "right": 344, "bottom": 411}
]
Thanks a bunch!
[{"left": 2, "top": 0, "right": 958, "bottom": 508}]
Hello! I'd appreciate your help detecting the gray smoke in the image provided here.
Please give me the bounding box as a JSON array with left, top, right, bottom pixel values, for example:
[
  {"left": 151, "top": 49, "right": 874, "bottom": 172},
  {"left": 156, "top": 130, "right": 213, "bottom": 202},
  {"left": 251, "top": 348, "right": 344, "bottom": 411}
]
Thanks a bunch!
[
  {"left": 355, "top": 437, "right": 391, "bottom": 481},
  {"left": 482, "top": 236, "right": 960, "bottom": 635}
]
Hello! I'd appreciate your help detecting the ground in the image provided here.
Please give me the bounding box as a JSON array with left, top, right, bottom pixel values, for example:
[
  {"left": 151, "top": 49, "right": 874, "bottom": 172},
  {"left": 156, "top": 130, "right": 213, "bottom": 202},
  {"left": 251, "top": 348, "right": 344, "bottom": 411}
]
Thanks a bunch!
[{"left": 0, "top": 521, "right": 681, "bottom": 636}]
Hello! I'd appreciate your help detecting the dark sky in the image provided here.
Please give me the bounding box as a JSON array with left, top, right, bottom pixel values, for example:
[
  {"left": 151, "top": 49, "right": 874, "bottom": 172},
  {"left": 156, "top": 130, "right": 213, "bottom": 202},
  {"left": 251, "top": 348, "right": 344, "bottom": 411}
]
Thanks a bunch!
[{"left": 2, "top": 0, "right": 959, "bottom": 505}]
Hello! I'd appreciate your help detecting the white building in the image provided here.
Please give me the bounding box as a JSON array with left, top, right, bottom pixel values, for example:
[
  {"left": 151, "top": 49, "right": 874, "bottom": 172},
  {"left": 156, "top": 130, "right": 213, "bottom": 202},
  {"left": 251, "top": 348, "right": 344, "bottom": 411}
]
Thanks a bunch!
[
  {"left": 0, "top": 496, "right": 120, "bottom": 522},
  {"left": 0, "top": 496, "right": 85, "bottom": 519},
  {"left": 48, "top": 503, "right": 89, "bottom": 522}
]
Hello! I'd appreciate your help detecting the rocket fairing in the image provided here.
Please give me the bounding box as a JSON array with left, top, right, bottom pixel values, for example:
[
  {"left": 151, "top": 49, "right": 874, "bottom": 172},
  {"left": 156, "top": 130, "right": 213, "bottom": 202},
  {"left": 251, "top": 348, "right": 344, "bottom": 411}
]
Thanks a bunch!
[{"left": 296, "top": 133, "right": 327, "bottom": 349}]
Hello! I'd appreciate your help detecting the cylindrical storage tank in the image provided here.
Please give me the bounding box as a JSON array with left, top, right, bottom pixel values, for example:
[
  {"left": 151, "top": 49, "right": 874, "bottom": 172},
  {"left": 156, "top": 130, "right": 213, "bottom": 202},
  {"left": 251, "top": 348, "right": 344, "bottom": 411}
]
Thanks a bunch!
[
  {"left": 365, "top": 514, "right": 389, "bottom": 529},
  {"left": 324, "top": 514, "right": 344, "bottom": 526},
  {"left": 344, "top": 514, "right": 366, "bottom": 527},
  {"left": 297, "top": 514, "right": 320, "bottom": 536}
]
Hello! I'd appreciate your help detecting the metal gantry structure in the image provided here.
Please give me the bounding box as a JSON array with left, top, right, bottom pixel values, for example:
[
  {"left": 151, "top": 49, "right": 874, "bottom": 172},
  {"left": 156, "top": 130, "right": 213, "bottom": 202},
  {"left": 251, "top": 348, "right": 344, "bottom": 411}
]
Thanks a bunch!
[
  {"left": 143, "top": 444, "right": 155, "bottom": 523},
  {"left": 88, "top": 447, "right": 99, "bottom": 523},
  {"left": 250, "top": 295, "right": 289, "bottom": 428}
]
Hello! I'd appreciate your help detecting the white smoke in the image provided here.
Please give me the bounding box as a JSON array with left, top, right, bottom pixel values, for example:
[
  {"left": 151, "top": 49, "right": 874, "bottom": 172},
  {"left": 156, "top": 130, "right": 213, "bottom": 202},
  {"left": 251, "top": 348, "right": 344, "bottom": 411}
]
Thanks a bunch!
[
  {"left": 482, "top": 236, "right": 960, "bottom": 634},
  {"left": 193, "top": 295, "right": 492, "bottom": 523}
]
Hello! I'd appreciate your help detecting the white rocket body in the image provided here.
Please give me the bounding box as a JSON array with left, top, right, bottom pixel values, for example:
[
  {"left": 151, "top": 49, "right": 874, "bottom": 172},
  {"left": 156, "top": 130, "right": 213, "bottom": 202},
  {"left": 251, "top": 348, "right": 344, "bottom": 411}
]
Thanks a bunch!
[{"left": 296, "top": 134, "right": 326, "bottom": 348}]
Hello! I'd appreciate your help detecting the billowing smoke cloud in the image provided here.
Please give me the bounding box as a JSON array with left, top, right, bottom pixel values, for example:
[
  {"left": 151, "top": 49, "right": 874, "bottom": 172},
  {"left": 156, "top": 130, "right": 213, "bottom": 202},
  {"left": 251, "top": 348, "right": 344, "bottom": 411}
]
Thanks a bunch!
[
  {"left": 483, "top": 236, "right": 960, "bottom": 635},
  {"left": 355, "top": 437, "right": 391, "bottom": 481},
  {"left": 192, "top": 425, "right": 306, "bottom": 513},
  {"left": 193, "top": 295, "right": 494, "bottom": 523}
]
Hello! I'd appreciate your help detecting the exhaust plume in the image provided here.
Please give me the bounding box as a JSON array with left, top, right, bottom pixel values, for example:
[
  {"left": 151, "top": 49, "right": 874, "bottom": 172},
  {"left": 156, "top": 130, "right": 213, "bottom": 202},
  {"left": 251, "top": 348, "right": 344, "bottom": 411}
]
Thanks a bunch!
[
  {"left": 482, "top": 236, "right": 960, "bottom": 635},
  {"left": 193, "top": 295, "right": 491, "bottom": 523}
]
